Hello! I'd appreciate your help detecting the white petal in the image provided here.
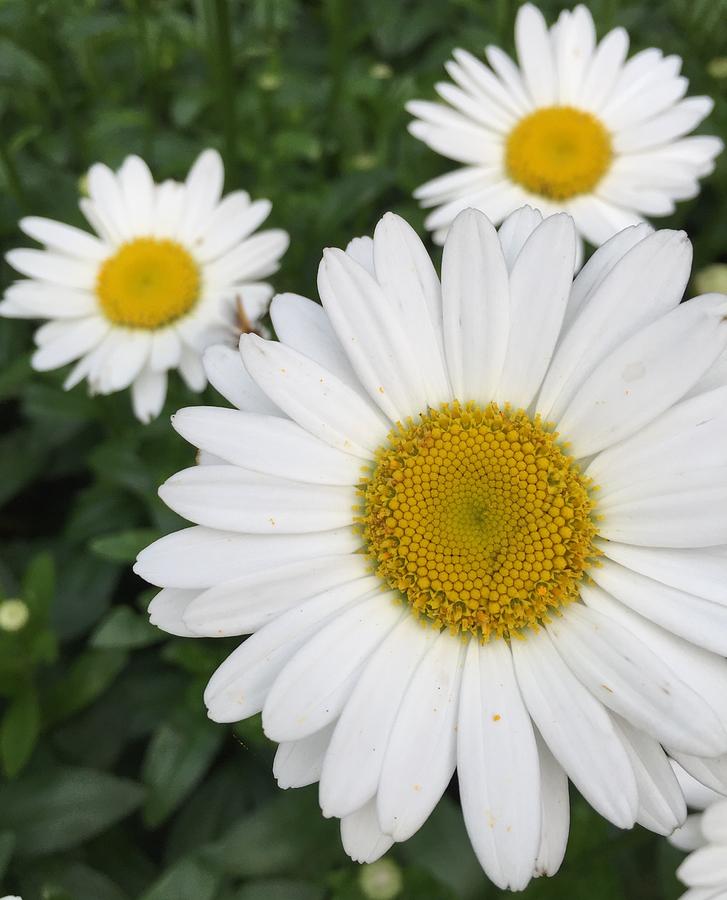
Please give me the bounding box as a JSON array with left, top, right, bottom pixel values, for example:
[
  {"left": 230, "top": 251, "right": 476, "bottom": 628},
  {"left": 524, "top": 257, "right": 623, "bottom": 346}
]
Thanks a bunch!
[
  {"left": 678, "top": 845, "right": 727, "bottom": 889},
  {"left": 134, "top": 525, "right": 359, "bottom": 589},
  {"left": 100, "top": 329, "right": 152, "bottom": 393},
  {"left": 553, "top": 5, "right": 596, "bottom": 105},
  {"left": 558, "top": 294, "right": 727, "bottom": 457},
  {"left": 183, "top": 554, "right": 371, "bottom": 636},
  {"left": 205, "top": 230, "right": 289, "bottom": 284},
  {"left": 670, "top": 814, "right": 709, "bottom": 852},
  {"left": 317, "top": 247, "right": 429, "bottom": 422},
  {"left": 670, "top": 752, "right": 727, "bottom": 796},
  {"left": 345, "top": 236, "right": 375, "bottom": 275},
  {"left": 203, "top": 344, "right": 281, "bottom": 414},
  {"left": 87, "top": 163, "right": 133, "bottom": 242},
  {"left": 149, "top": 328, "right": 181, "bottom": 372},
  {"left": 511, "top": 629, "right": 638, "bottom": 828},
  {"left": 262, "top": 592, "right": 403, "bottom": 741},
  {"left": 461, "top": 46, "right": 531, "bottom": 116},
  {"left": 598, "top": 541, "right": 727, "bottom": 608},
  {"left": 610, "top": 715, "right": 686, "bottom": 835},
  {"left": 131, "top": 368, "right": 167, "bottom": 423},
  {"left": 457, "top": 639, "right": 540, "bottom": 891},
  {"left": 152, "top": 180, "right": 186, "bottom": 239},
  {"left": 702, "top": 802, "right": 727, "bottom": 844},
  {"left": 203, "top": 578, "right": 379, "bottom": 723},
  {"left": 497, "top": 214, "right": 576, "bottom": 408},
  {"left": 615, "top": 97, "right": 715, "bottom": 154},
  {"left": 340, "top": 800, "right": 395, "bottom": 864},
  {"left": 32, "top": 317, "right": 108, "bottom": 371},
  {"left": 20, "top": 217, "right": 108, "bottom": 261},
  {"left": 441, "top": 208, "right": 509, "bottom": 403},
  {"left": 372, "top": 213, "right": 451, "bottom": 406},
  {"left": 3, "top": 281, "right": 97, "bottom": 319},
  {"left": 240, "top": 333, "right": 387, "bottom": 458},
  {"left": 598, "top": 469, "right": 727, "bottom": 549},
  {"left": 172, "top": 407, "right": 364, "bottom": 486},
  {"left": 117, "top": 155, "right": 155, "bottom": 234},
  {"left": 548, "top": 602, "right": 726, "bottom": 755},
  {"left": 537, "top": 229, "right": 692, "bottom": 422},
  {"left": 178, "top": 345, "right": 207, "bottom": 392},
  {"left": 148, "top": 588, "right": 200, "bottom": 637},
  {"left": 196, "top": 194, "right": 271, "bottom": 262},
  {"left": 588, "top": 385, "right": 727, "bottom": 498},
  {"left": 269, "top": 293, "right": 364, "bottom": 392},
  {"left": 497, "top": 205, "right": 543, "bottom": 270},
  {"left": 274, "top": 723, "right": 335, "bottom": 789},
  {"left": 579, "top": 27, "right": 629, "bottom": 111},
  {"left": 515, "top": 4, "right": 557, "bottom": 105},
  {"left": 7, "top": 248, "right": 97, "bottom": 290},
  {"left": 179, "top": 148, "right": 224, "bottom": 242},
  {"left": 567, "top": 195, "right": 645, "bottom": 247},
  {"left": 158, "top": 464, "right": 356, "bottom": 533},
  {"left": 319, "top": 615, "right": 438, "bottom": 819},
  {"left": 533, "top": 734, "right": 570, "bottom": 878},
  {"left": 560, "top": 224, "right": 653, "bottom": 332},
  {"left": 377, "top": 631, "right": 465, "bottom": 842},
  {"left": 591, "top": 560, "right": 727, "bottom": 655}
]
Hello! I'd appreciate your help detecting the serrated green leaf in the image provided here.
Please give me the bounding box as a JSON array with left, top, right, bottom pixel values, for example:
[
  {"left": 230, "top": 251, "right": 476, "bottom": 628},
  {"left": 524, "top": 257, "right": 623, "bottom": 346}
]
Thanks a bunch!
[
  {"left": 0, "top": 682, "right": 40, "bottom": 777},
  {"left": 0, "top": 766, "right": 144, "bottom": 855}
]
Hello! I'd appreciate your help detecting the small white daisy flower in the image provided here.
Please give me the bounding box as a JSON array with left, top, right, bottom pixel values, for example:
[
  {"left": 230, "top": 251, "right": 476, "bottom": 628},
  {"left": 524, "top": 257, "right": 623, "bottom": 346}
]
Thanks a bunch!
[
  {"left": 408, "top": 3, "right": 723, "bottom": 257},
  {"left": 136, "top": 207, "right": 727, "bottom": 891},
  {"left": 670, "top": 766, "right": 727, "bottom": 899},
  {"left": 0, "top": 150, "right": 289, "bottom": 422}
]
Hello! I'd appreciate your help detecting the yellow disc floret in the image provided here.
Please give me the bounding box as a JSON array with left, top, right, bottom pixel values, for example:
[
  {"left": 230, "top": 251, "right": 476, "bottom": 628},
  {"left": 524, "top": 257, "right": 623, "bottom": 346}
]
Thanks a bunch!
[
  {"left": 358, "top": 402, "right": 598, "bottom": 641},
  {"left": 505, "top": 106, "right": 612, "bottom": 200},
  {"left": 97, "top": 238, "right": 200, "bottom": 329}
]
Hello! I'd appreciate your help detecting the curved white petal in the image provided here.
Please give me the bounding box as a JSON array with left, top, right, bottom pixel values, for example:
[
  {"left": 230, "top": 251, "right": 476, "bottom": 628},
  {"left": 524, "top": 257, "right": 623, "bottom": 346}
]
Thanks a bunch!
[
  {"left": 273, "top": 723, "right": 335, "bottom": 789},
  {"left": 441, "top": 208, "right": 509, "bottom": 403},
  {"left": 457, "top": 638, "right": 540, "bottom": 891},
  {"left": 377, "top": 631, "right": 465, "bottom": 843},
  {"left": 340, "top": 800, "right": 395, "bottom": 864},
  {"left": 148, "top": 588, "right": 200, "bottom": 638},
  {"left": 262, "top": 592, "right": 403, "bottom": 742},
  {"left": 203, "top": 344, "right": 281, "bottom": 415},
  {"left": 511, "top": 629, "right": 638, "bottom": 828}
]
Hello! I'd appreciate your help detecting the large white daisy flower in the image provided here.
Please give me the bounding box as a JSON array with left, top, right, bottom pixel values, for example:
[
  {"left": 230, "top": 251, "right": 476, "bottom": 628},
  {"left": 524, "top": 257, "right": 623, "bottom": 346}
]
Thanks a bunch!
[
  {"left": 136, "top": 206, "right": 727, "bottom": 891},
  {"left": 408, "top": 3, "right": 723, "bottom": 256},
  {"left": 0, "top": 150, "right": 289, "bottom": 422},
  {"left": 670, "top": 767, "right": 727, "bottom": 899}
]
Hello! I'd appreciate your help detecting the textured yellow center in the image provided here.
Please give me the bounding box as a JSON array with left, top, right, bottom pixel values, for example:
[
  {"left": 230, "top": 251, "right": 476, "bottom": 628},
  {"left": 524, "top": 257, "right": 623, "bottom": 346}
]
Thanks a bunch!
[
  {"left": 97, "top": 238, "right": 199, "bottom": 329},
  {"left": 358, "top": 403, "right": 598, "bottom": 641},
  {"left": 505, "top": 106, "right": 612, "bottom": 200}
]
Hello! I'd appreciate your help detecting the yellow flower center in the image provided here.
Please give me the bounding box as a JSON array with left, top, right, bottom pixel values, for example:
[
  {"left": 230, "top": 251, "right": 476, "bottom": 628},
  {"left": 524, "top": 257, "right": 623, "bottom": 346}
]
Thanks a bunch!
[
  {"left": 358, "top": 402, "right": 598, "bottom": 641},
  {"left": 96, "top": 238, "right": 200, "bottom": 329},
  {"left": 505, "top": 106, "right": 612, "bottom": 201}
]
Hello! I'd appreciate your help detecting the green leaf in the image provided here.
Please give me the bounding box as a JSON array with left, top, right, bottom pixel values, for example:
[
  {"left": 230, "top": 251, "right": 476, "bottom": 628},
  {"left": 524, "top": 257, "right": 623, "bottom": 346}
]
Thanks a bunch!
[
  {"left": 43, "top": 648, "right": 127, "bottom": 727},
  {"left": 90, "top": 528, "right": 161, "bottom": 563},
  {"left": 51, "top": 554, "right": 119, "bottom": 640},
  {"left": 22, "top": 552, "right": 54, "bottom": 618},
  {"left": 0, "top": 830, "right": 15, "bottom": 882},
  {"left": 235, "top": 880, "right": 325, "bottom": 900},
  {"left": 0, "top": 683, "right": 40, "bottom": 777},
  {"left": 139, "top": 856, "right": 221, "bottom": 900},
  {"left": 91, "top": 607, "right": 163, "bottom": 650},
  {"left": 398, "top": 794, "right": 485, "bottom": 899},
  {"left": 0, "top": 766, "right": 144, "bottom": 855},
  {"left": 204, "top": 787, "right": 345, "bottom": 878},
  {"left": 22, "top": 860, "right": 129, "bottom": 900},
  {"left": 142, "top": 704, "right": 224, "bottom": 827}
]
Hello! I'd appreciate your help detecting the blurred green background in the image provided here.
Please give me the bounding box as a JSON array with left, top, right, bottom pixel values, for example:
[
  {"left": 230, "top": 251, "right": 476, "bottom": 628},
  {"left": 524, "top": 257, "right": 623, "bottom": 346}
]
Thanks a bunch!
[{"left": 0, "top": 1, "right": 725, "bottom": 898}]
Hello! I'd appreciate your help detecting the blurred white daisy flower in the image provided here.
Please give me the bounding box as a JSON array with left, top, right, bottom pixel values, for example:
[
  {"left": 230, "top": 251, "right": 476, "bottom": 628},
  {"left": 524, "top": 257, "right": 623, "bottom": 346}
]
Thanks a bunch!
[
  {"left": 1, "top": 150, "right": 289, "bottom": 422},
  {"left": 136, "top": 206, "right": 727, "bottom": 890},
  {"left": 408, "top": 3, "right": 723, "bottom": 258},
  {"left": 670, "top": 765, "right": 727, "bottom": 899}
]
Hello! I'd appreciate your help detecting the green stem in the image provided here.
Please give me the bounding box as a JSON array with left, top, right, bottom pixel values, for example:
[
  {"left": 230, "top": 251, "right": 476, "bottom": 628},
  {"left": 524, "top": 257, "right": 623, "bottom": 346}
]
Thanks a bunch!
[
  {"left": 133, "top": 0, "right": 157, "bottom": 160},
  {"left": 204, "top": 0, "right": 237, "bottom": 177},
  {"left": 0, "top": 141, "right": 27, "bottom": 208}
]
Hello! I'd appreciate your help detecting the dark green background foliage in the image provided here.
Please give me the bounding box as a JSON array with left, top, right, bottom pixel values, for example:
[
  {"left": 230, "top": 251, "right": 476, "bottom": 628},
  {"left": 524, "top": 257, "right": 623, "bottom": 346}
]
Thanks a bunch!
[{"left": 0, "top": 0, "right": 725, "bottom": 897}]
